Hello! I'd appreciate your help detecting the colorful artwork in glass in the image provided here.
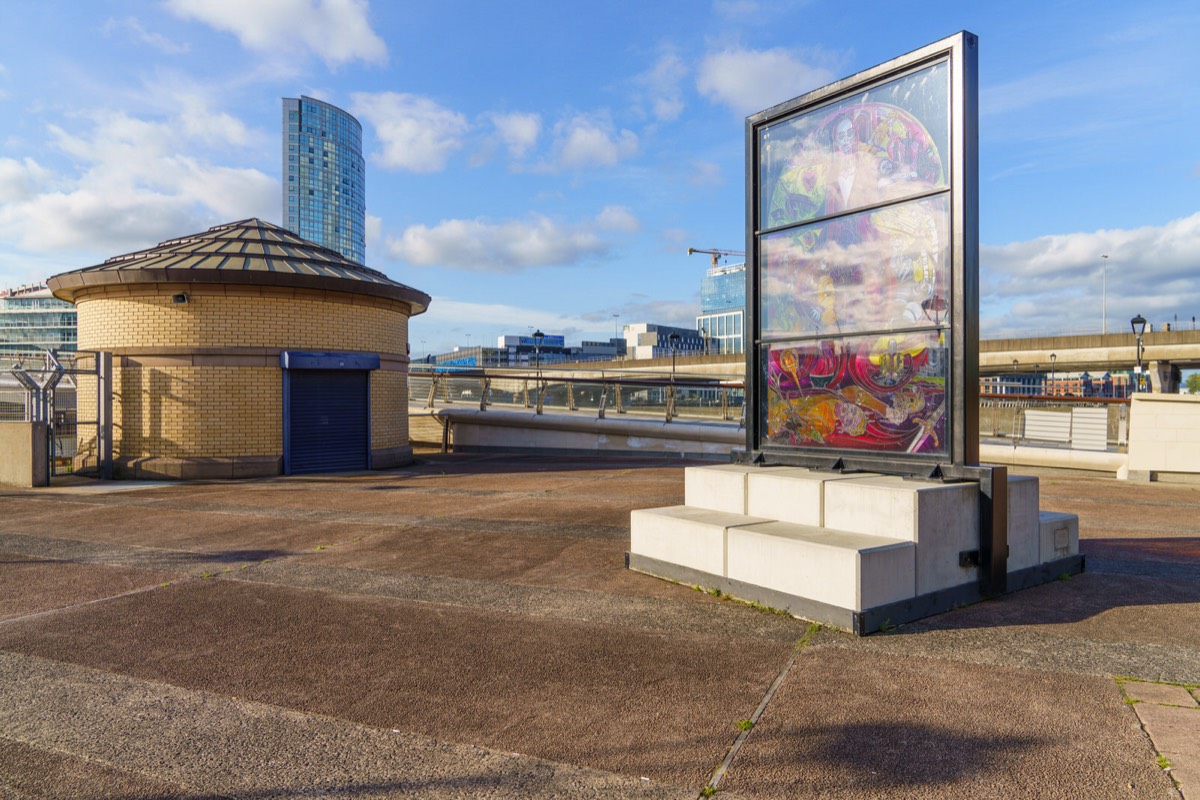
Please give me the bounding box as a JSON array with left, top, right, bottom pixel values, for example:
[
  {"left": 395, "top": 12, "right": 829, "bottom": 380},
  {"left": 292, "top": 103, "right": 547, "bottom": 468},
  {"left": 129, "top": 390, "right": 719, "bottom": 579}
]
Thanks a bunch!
[
  {"left": 763, "top": 332, "right": 948, "bottom": 455},
  {"left": 753, "top": 59, "right": 954, "bottom": 458},
  {"left": 761, "top": 195, "right": 950, "bottom": 338},
  {"left": 758, "top": 63, "right": 949, "bottom": 232}
]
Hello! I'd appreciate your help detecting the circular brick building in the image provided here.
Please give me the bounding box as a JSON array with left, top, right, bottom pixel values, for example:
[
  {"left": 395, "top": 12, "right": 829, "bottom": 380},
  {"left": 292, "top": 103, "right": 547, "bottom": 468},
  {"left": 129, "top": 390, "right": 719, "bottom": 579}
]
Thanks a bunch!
[{"left": 47, "top": 219, "right": 430, "bottom": 479}]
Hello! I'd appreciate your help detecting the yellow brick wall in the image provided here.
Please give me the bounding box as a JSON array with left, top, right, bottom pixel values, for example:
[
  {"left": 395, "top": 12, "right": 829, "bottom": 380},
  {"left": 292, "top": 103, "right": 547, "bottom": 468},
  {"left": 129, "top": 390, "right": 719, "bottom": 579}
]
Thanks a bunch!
[
  {"left": 77, "top": 292, "right": 408, "bottom": 354},
  {"left": 73, "top": 288, "right": 412, "bottom": 465}
]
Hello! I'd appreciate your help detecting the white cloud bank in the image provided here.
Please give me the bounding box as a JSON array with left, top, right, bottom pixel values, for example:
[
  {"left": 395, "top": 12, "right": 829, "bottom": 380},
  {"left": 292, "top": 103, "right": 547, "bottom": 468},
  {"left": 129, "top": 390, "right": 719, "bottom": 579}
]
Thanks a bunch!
[
  {"left": 982, "top": 212, "right": 1200, "bottom": 336},
  {"left": 0, "top": 104, "right": 274, "bottom": 258},
  {"left": 352, "top": 92, "right": 470, "bottom": 173},
  {"left": 386, "top": 207, "right": 639, "bottom": 272},
  {"left": 697, "top": 46, "right": 835, "bottom": 116},
  {"left": 165, "top": 0, "right": 387, "bottom": 68}
]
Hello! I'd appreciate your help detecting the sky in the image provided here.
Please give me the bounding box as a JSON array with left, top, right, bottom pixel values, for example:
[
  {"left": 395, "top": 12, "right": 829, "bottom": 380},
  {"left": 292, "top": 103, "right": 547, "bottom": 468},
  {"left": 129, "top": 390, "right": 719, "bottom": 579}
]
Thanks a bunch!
[{"left": 1, "top": 0, "right": 1198, "bottom": 357}]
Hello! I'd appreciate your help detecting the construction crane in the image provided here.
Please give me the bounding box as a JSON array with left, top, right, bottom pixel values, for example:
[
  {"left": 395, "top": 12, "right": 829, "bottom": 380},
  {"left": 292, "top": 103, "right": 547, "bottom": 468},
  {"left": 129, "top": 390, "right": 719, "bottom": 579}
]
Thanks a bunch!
[{"left": 687, "top": 247, "right": 745, "bottom": 269}]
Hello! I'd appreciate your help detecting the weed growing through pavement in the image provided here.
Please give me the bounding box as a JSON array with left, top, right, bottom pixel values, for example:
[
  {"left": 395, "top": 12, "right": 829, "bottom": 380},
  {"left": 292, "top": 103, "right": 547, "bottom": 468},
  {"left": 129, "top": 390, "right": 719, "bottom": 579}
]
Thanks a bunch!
[
  {"left": 699, "top": 786, "right": 716, "bottom": 797},
  {"left": 736, "top": 719, "right": 754, "bottom": 732}
]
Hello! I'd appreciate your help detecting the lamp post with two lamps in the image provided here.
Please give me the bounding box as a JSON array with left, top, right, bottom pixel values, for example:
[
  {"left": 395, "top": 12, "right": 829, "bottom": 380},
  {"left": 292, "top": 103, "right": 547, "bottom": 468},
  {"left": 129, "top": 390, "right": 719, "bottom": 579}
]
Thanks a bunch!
[
  {"left": 531, "top": 329, "right": 545, "bottom": 413},
  {"left": 1131, "top": 314, "right": 1147, "bottom": 393},
  {"left": 667, "top": 332, "right": 683, "bottom": 420}
]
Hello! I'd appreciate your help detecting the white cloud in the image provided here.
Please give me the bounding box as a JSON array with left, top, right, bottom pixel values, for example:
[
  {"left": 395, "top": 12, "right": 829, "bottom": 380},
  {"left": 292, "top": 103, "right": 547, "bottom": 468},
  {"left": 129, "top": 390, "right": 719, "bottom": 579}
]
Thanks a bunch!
[
  {"left": 488, "top": 112, "right": 541, "bottom": 159},
  {"left": 419, "top": 297, "right": 605, "bottom": 339},
  {"left": 0, "top": 107, "right": 275, "bottom": 256},
  {"left": 386, "top": 208, "right": 638, "bottom": 272},
  {"left": 551, "top": 112, "right": 638, "bottom": 171},
  {"left": 688, "top": 160, "right": 722, "bottom": 188},
  {"left": 595, "top": 206, "right": 640, "bottom": 233},
  {"left": 165, "top": 0, "right": 386, "bottom": 68},
  {"left": 981, "top": 212, "right": 1200, "bottom": 337},
  {"left": 634, "top": 51, "right": 687, "bottom": 122},
  {"left": 697, "top": 46, "right": 835, "bottom": 116},
  {"left": 353, "top": 92, "right": 469, "bottom": 173},
  {"left": 102, "top": 16, "right": 190, "bottom": 54},
  {"left": 0, "top": 158, "right": 51, "bottom": 203}
]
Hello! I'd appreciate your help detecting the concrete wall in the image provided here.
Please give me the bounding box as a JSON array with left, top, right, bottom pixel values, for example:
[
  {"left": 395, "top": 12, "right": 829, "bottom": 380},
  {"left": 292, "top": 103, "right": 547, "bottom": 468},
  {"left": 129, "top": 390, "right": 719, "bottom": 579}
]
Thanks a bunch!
[
  {"left": 421, "top": 407, "right": 740, "bottom": 458},
  {"left": 0, "top": 421, "right": 48, "bottom": 488},
  {"left": 1126, "top": 394, "right": 1200, "bottom": 480}
]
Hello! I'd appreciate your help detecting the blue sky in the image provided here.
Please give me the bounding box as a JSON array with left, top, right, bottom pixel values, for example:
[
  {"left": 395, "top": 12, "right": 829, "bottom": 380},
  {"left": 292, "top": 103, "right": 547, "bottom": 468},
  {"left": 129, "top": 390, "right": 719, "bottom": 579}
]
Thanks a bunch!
[{"left": 1, "top": 0, "right": 1197, "bottom": 356}]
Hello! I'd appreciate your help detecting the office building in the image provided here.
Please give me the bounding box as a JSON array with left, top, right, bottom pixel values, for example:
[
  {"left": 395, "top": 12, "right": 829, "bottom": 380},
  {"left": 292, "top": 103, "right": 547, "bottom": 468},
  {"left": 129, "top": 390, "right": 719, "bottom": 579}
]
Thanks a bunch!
[
  {"left": 282, "top": 96, "right": 366, "bottom": 264},
  {"left": 0, "top": 284, "right": 77, "bottom": 363},
  {"left": 696, "top": 261, "right": 745, "bottom": 354},
  {"left": 428, "top": 334, "right": 625, "bottom": 369},
  {"left": 623, "top": 323, "right": 705, "bottom": 360}
]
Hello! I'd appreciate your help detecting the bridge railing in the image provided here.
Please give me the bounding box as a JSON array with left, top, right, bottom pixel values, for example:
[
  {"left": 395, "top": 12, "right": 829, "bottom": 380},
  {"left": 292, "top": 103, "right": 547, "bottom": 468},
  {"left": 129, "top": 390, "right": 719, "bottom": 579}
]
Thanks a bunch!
[
  {"left": 980, "top": 393, "right": 1130, "bottom": 450},
  {"left": 409, "top": 365, "right": 745, "bottom": 424}
]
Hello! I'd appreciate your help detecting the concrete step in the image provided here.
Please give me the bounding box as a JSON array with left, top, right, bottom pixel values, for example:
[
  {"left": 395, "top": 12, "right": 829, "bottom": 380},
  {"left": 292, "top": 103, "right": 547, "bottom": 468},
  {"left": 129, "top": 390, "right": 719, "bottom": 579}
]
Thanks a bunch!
[{"left": 630, "top": 505, "right": 915, "bottom": 612}]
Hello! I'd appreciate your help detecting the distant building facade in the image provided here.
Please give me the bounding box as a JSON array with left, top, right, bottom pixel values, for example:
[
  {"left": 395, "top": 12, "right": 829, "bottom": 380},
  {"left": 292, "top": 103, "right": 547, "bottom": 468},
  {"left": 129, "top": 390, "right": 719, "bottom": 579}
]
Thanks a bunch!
[
  {"left": 428, "top": 334, "right": 626, "bottom": 369},
  {"left": 0, "top": 284, "right": 77, "bottom": 363},
  {"left": 696, "top": 262, "right": 745, "bottom": 355},
  {"left": 623, "top": 323, "right": 705, "bottom": 360},
  {"left": 282, "top": 96, "right": 366, "bottom": 264}
]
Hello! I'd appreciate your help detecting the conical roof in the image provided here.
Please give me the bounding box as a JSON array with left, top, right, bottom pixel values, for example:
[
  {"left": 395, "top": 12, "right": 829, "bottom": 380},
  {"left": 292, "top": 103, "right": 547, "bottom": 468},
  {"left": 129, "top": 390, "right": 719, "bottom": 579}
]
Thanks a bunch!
[{"left": 47, "top": 218, "right": 429, "bottom": 314}]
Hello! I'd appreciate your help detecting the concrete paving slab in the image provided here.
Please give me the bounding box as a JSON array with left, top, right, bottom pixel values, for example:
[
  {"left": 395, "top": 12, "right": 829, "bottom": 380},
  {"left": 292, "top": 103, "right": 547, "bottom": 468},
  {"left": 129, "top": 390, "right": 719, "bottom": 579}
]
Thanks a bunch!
[
  {"left": 1, "top": 458, "right": 1197, "bottom": 798},
  {"left": 0, "top": 550, "right": 183, "bottom": 621},
  {"left": 888, "top": 571, "right": 1200, "bottom": 649},
  {"left": 0, "top": 579, "right": 791, "bottom": 789},
  {"left": 719, "top": 648, "right": 1176, "bottom": 799},
  {"left": 0, "top": 651, "right": 691, "bottom": 799},
  {"left": 1125, "top": 681, "right": 1200, "bottom": 707},
  {"left": 1133, "top": 702, "right": 1200, "bottom": 798},
  {"left": 301, "top": 526, "right": 700, "bottom": 599},
  {"left": 0, "top": 738, "right": 210, "bottom": 799}
]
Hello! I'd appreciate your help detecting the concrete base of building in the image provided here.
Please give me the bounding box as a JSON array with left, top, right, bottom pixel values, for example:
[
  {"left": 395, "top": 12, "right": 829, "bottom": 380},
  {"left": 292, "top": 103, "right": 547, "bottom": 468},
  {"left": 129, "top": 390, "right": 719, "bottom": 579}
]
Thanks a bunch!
[
  {"left": 628, "top": 464, "right": 1083, "bottom": 634},
  {"left": 371, "top": 445, "right": 415, "bottom": 469},
  {"left": 113, "top": 455, "right": 283, "bottom": 481}
]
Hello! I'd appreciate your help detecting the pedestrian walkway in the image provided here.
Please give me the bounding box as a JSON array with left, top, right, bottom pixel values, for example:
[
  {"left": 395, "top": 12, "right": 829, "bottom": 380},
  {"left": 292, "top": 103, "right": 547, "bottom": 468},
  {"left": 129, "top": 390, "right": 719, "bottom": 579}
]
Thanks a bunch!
[{"left": 0, "top": 454, "right": 1196, "bottom": 798}]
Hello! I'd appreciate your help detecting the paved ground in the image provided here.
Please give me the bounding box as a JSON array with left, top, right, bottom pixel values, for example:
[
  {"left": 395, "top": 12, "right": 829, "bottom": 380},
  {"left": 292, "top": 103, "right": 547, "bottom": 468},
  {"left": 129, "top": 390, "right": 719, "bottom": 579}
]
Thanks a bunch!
[{"left": 0, "top": 454, "right": 1197, "bottom": 799}]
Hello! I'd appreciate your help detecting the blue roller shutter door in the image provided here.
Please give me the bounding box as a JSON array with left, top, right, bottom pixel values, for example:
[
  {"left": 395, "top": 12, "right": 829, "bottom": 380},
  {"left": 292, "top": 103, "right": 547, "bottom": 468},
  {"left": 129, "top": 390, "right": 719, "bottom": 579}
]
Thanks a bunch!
[{"left": 286, "top": 369, "right": 369, "bottom": 473}]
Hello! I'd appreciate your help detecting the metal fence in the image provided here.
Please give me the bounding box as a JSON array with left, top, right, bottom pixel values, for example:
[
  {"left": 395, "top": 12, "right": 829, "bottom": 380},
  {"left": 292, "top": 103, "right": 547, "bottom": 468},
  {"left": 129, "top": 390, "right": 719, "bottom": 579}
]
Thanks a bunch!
[
  {"left": 409, "top": 365, "right": 745, "bottom": 423},
  {"left": 980, "top": 393, "right": 1129, "bottom": 450},
  {"left": 3, "top": 350, "right": 111, "bottom": 477}
]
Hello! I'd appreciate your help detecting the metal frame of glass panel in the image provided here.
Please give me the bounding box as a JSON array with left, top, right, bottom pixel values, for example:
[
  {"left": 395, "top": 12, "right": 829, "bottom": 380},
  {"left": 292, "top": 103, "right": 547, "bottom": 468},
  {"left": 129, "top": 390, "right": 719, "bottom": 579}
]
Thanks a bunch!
[{"left": 742, "top": 31, "right": 978, "bottom": 476}]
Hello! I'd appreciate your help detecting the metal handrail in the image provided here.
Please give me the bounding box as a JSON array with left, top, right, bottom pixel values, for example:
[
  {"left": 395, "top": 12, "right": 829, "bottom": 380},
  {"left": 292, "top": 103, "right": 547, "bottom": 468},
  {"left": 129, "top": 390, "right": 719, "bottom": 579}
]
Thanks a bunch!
[{"left": 410, "top": 366, "right": 745, "bottom": 423}]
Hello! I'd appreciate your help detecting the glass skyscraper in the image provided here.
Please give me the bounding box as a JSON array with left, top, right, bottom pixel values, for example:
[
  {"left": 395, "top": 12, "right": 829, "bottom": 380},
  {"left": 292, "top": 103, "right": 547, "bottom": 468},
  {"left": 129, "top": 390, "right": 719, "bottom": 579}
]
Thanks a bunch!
[
  {"left": 697, "top": 262, "right": 745, "bottom": 354},
  {"left": 282, "top": 96, "right": 366, "bottom": 264}
]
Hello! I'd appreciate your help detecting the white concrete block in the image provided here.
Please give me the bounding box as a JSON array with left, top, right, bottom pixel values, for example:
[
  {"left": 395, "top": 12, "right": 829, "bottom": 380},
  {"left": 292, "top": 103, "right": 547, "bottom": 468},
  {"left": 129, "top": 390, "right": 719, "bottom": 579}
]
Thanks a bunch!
[
  {"left": 629, "top": 505, "right": 769, "bottom": 577},
  {"left": 727, "top": 522, "right": 914, "bottom": 610},
  {"left": 683, "top": 464, "right": 758, "bottom": 514},
  {"left": 1006, "top": 475, "right": 1041, "bottom": 571},
  {"left": 1039, "top": 511, "right": 1079, "bottom": 563},
  {"left": 746, "top": 468, "right": 874, "bottom": 527},
  {"left": 824, "top": 476, "right": 978, "bottom": 595}
]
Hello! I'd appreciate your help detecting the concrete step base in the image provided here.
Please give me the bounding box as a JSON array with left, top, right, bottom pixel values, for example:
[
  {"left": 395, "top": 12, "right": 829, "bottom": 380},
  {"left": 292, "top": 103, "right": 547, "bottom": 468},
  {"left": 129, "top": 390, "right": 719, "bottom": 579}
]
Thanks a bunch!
[
  {"left": 628, "top": 464, "right": 1084, "bottom": 634},
  {"left": 630, "top": 506, "right": 914, "bottom": 612}
]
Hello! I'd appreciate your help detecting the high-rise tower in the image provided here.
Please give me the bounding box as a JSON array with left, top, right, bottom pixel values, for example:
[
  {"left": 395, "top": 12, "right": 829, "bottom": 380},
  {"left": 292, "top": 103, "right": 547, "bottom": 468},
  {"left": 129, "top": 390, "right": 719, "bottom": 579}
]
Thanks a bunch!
[{"left": 282, "top": 96, "right": 366, "bottom": 264}]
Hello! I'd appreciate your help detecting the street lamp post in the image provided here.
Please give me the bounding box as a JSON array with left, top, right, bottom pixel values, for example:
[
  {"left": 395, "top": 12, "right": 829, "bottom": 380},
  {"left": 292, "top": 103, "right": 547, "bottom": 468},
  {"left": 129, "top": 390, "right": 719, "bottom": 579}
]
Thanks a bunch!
[
  {"left": 1011, "top": 359, "right": 1019, "bottom": 396},
  {"left": 1131, "top": 314, "right": 1147, "bottom": 393},
  {"left": 668, "top": 332, "right": 681, "bottom": 380},
  {"left": 1049, "top": 353, "right": 1056, "bottom": 396},
  {"left": 532, "top": 329, "right": 545, "bottom": 413}
]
